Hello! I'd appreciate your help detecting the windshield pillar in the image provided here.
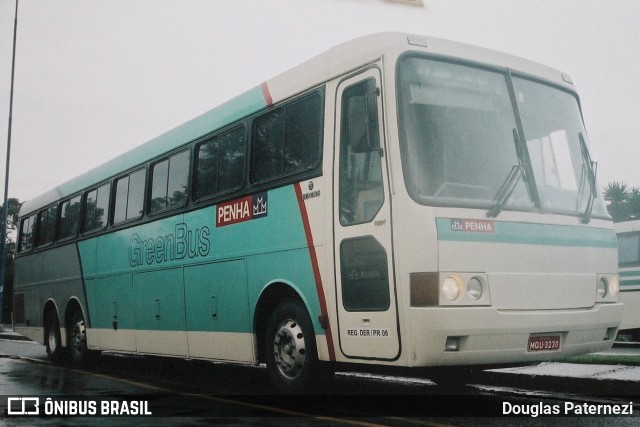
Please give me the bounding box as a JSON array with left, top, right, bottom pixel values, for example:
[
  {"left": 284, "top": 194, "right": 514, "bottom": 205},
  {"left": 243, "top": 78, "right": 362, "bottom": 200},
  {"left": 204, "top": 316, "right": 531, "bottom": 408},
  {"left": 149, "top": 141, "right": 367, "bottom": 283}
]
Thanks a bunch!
[{"left": 505, "top": 70, "right": 540, "bottom": 209}]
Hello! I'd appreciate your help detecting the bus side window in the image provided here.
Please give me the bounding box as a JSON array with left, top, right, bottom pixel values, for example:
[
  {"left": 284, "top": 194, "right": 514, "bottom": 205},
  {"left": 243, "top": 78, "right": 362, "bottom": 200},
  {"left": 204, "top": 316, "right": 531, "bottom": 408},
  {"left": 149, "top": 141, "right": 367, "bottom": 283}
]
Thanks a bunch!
[
  {"left": 18, "top": 215, "right": 36, "bottom": 252},
  {"left": 150, "top": 150, "right": 189, "bottom": 214},
  {"left": 58, "top": 195, "right": 81, "bottom": 240},
  {"left": 251, "top": 93, "right": 322, "bottom": 184},
  {"left": 83, "top": 183, "right": 110, "bottom": 233},
  {"left": 114, "top": 169, "right": 146, "bottom": 224},
  {"left": 36, "top": 205, "right": 57, "bottom": 247},
  {"left": 339, "top": 78, "right": 384, "bottom": 226},
  {"left": 195, "top": 127, "right": 246, "bottom": 200}
]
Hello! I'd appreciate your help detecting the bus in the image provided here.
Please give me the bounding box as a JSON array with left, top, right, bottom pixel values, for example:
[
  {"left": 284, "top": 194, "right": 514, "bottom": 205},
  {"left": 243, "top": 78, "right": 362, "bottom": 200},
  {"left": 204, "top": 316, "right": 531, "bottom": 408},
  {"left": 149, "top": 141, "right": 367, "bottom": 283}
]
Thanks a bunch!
[
  {"left": 13, "top": 32, "right": 622, "bottom": 391},
  {"left": 615, "top": 220, "right": 640, "bottom": 341}
]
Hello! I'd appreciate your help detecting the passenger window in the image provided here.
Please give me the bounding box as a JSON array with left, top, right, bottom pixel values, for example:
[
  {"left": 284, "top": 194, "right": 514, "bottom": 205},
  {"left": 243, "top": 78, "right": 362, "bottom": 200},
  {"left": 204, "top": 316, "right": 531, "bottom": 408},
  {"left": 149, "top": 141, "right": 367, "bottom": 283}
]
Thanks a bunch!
[
  {"left": 150, "top": 150, "right": 189, "bottom": 214},
  {"left": 114, "top": 176, "right": 129, "bottom": 224},
  {"left": 58, "top": 195, "right": 81, "bottom": 240},
  {"left": 150, "top": 159, "right": 169, "bottom": 212},
  {"left": 339, "top": 78, "right": 384, "bottom": 226},
  {"left": 196, "top": 127, "right": 246, "bottom": 200},
  {"left": 83, "top": 183, "right": 110, "bottom": 232},
  {"left": 36, "top": 205, "right": 57, "bottom": 246},
  {"left": 252, "top": 93, "right": 322, "bottom": 183},
  {"left": 114, "top": 169, "right": 146, "bottom": 224},
  {"left": 18, "top": 215, "right": 36, "bottom": 252}
]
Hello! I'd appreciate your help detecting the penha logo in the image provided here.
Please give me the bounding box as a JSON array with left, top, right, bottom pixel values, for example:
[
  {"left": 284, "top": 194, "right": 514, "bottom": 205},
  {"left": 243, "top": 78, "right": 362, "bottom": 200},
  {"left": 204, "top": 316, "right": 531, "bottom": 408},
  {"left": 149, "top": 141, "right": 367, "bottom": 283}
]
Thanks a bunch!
[
  {"left": 450, "top": 218, "right": 495, "bottom": 233},
  {"left": 216, "top": 192, "right": 268, "bottom": 227}
]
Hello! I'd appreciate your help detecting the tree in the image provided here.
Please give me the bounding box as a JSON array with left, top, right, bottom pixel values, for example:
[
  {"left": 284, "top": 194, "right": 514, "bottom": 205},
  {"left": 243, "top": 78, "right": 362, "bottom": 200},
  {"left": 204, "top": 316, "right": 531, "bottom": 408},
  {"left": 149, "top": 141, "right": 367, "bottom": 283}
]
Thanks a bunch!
[
  {"left": 627, "top": 187, "right": 640, "bottom": 220},
  {"left": 2, "top": 198, "right": 20, "bottom": 231},
  {"left": 1, "top": 198, "right": 21, "bottom": 323},
  {"left": 602, "top": 181, "right": 640, "bottom": 222},
  {"left": 603, "top": 181, "right": 630, "bottom": 222}
]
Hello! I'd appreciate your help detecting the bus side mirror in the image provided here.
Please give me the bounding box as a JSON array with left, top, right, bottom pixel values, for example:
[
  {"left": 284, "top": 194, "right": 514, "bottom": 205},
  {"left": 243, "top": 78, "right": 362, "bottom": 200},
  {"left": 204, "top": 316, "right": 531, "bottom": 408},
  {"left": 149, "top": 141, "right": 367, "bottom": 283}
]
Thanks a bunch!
[{"left": 348, "top": 90, "right": 380, "bottom": 153}]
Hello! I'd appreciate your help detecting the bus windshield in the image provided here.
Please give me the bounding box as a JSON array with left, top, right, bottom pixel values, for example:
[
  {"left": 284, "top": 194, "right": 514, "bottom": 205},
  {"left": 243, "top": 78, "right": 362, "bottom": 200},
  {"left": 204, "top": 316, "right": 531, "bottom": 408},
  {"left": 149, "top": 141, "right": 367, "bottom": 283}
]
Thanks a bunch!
[{"left": 397, "top": 56, "right": 607, "bottom": 218}]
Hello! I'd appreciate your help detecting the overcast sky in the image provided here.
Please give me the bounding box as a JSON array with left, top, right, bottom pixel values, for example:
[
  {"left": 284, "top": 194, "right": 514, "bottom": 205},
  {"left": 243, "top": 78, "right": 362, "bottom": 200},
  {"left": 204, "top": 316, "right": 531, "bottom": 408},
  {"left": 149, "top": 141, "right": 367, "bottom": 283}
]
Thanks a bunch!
[{"left": 0, "top": 0, "right": 638, "bottom": 204}]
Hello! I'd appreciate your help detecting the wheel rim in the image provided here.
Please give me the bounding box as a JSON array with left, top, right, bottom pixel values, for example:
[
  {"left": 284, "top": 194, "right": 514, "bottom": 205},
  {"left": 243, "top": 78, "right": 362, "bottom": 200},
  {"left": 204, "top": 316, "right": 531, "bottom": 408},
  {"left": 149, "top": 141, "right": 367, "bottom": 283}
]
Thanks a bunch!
[
  {"left": 71, "top": 317, "right": 86, "bottom": 357},
  {"left": 47, "top": 323, "right": 58, "bottom": 353},
  {"left": 273, "top": 319, "right": 306, "bottom": 379}
]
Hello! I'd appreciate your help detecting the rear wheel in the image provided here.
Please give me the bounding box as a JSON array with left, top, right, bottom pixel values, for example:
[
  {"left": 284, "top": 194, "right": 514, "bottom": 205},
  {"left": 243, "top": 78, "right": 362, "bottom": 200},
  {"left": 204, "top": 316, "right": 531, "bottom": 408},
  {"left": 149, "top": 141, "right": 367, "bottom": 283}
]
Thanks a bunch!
[
  {"left": 265, "top": 300, "right": 324, "bottom": 393},
  {"left": 69, "top": 310, "right": 89, "bottom": 364},
  {"left": 44, "top": 311, "right": 66, "bottom": 363}
]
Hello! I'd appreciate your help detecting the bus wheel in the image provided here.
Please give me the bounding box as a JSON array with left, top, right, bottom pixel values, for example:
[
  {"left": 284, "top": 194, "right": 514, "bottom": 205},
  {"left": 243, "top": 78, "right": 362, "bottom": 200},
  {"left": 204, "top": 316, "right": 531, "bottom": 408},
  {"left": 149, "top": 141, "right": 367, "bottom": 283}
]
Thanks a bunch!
[
  {"left": 265, "top": 300, "right": 320, "bottom": 393},
  {"left": 69, "top": 310, "right": 89, "bottom": 364},
  {"left": 44, "top": 312, "right": 66, "bottom": 363}
]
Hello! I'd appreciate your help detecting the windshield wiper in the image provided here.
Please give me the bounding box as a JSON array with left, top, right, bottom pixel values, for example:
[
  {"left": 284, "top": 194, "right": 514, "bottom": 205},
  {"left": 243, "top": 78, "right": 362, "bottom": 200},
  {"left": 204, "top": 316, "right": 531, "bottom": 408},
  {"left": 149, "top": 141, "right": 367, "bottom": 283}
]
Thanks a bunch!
[
  {"left": 578, "top": 132, "right": 597, "bottom": 224},
  {"left": 487, "top": 165, "right": 522, "bottom": 218},
  {"left": 487, "top": 129, "right": 525, "bottom": 218}
]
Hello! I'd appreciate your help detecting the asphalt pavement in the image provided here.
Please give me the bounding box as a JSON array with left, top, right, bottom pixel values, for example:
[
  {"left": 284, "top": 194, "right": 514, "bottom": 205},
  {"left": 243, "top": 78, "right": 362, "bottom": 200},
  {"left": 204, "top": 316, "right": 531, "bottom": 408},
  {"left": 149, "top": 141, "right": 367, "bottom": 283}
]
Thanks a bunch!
[{"left": 2, "top": 324, "right": 639, "bottom": 395}]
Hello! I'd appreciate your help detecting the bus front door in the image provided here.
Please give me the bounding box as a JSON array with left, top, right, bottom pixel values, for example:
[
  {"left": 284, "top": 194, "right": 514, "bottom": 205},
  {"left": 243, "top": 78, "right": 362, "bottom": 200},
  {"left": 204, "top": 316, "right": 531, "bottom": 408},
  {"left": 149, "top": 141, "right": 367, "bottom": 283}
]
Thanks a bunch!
[{"left": 333, "top": 68, "right": 400, "bottom": 360}]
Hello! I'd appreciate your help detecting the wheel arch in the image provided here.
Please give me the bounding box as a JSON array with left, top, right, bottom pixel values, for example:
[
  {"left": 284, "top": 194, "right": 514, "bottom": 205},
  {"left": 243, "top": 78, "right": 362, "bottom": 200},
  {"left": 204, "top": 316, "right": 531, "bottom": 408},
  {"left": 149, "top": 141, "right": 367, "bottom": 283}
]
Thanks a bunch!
[
  {"left": 253, "top": 281, "right": 315, "bottom": 363},
  {"left": 64, "top": 297, "right": 85, "bottom": 330},
  {"left": 43, "top": 299, "right": 61, "bottom": 327}
]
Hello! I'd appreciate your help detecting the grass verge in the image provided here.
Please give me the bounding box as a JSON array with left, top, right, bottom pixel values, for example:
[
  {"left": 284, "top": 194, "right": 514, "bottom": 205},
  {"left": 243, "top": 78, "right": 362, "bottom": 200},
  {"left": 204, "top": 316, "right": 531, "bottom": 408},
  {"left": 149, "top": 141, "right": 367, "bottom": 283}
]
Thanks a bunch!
[{"left": 562, "top": 352, "right": 640, "bottom": 366}]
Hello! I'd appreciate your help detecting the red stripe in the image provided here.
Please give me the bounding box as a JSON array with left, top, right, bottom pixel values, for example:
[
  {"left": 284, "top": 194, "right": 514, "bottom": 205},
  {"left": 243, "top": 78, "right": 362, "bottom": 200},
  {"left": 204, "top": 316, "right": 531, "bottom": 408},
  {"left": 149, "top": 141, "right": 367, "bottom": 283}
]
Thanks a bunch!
[
  {"left": 260, "top": 82, "right": 273, "bottom": 107},
  {"left": 294, "top": 182, "right": 336, "bottom": 361}
]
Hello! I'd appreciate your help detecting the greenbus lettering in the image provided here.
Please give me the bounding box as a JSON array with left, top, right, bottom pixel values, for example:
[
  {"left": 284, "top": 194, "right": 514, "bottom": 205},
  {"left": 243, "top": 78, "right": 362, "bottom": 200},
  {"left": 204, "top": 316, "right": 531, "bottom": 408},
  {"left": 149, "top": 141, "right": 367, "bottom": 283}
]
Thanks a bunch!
[{"left": 129, "top": 223, "right": 211, "bottom": 267}]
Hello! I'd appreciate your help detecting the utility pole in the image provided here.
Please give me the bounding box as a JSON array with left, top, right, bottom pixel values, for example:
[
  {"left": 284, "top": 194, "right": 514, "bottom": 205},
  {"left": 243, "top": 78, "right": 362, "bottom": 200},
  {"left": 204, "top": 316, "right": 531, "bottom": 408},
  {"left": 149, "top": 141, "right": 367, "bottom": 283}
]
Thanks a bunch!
[{"left": 1, "top": 0, "right": 19, "bottom": 323}]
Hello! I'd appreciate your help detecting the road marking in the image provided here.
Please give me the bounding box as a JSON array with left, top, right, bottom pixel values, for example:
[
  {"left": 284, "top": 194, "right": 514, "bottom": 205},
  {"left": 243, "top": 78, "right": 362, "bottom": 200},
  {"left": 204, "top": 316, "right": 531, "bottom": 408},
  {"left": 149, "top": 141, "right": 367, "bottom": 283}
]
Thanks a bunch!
[
  {"left": 387, "top": 419, "right": 455, "bottom": 427},
  {"left": 3, "top": 355, "right": 457, "bottom": 426},
  {"left": 21, "top": 360, "right": 389, "bottom": 426}
]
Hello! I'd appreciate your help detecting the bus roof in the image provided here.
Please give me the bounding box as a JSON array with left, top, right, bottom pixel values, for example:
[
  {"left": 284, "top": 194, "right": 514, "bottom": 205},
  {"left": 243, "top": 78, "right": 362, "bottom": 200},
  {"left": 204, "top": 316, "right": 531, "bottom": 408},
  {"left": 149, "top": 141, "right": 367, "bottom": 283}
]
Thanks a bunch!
[
  {"left": 20, "top": 32, "right": 571, "bottom": 217},
  {"left": 614, "top": 220, "right": 640, "bottom": 234}
]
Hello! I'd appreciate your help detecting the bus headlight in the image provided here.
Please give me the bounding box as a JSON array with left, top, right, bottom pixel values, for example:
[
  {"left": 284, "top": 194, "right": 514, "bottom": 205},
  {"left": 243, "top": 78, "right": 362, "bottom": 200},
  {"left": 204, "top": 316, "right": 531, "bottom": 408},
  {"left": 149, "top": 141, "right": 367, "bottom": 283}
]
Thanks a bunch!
[
  {"left": 597, "top": 277, "right": 608, "bottom": 299},
  {"left": 411, "top": 272, "right": 490, "bottom": 306},
  {"left": 608, "top": 276, "right": 619, "bottom": 299},
  {"left": 466, "top": 277, "right": 483, "bottom": 300},
  {"left": 442, "top": 275, "right": 463, "bottom": 302}
]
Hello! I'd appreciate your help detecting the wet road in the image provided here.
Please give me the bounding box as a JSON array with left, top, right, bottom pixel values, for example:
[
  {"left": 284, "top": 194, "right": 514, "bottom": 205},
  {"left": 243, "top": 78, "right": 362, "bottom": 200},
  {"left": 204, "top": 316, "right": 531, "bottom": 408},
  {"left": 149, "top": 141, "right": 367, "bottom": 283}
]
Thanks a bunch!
[{"left": 1, "top": 338, "right": 639, "bottom": 425}]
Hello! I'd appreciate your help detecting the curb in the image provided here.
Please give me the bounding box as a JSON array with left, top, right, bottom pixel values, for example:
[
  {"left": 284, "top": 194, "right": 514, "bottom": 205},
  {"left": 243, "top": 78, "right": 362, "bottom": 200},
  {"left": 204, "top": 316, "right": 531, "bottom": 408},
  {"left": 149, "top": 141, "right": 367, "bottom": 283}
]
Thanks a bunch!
[
  {"left": 0, "top": 332, "right": 31, "bottom": 341},
  {"left": 0, "top": 326, "right": 31, "bottom": 342},
  {"left": 478, "top": 369, "right": 640, "bottom": 396}
]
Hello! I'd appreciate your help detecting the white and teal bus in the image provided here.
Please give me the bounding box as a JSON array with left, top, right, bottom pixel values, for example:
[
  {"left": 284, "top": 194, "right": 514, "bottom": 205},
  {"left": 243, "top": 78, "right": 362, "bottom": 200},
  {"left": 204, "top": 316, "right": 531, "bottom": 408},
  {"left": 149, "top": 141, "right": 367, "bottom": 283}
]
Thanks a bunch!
[
  {"left": 615, "top": 220, "right": 640, "bottom": 341},
  {"left": 13, "top": 33, "right": 622, "bottom": 391}
]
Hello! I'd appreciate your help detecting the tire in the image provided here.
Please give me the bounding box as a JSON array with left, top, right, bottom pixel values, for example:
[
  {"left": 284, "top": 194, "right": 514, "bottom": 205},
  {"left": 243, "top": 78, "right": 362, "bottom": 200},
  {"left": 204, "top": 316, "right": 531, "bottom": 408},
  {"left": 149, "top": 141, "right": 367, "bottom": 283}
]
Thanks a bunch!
[
  {"left": 68, "top": 310, "right": 90, "bottom": 364},
  {"left": 265, "top": 300, "right": 323, "bottom": 393},
  {"left": 44, "top": 311, "right": 66, "bottom": 363}
]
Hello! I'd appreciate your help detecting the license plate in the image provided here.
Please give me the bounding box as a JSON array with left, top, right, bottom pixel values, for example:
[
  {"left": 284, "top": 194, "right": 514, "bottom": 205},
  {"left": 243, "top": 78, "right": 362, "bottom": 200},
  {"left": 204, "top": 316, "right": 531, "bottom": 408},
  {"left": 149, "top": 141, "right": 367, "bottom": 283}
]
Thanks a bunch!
[{"left": 528, "top": 335, "right": 561, "bottom": 352}]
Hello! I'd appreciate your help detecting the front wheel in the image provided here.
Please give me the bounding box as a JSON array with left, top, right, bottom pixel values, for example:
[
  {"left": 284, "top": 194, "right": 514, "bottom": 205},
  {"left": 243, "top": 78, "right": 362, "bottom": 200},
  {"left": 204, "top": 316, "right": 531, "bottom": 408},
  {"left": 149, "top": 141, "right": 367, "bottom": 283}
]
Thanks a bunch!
[{"left": 265, "top": 300, "right": 323, "bottom": 393}]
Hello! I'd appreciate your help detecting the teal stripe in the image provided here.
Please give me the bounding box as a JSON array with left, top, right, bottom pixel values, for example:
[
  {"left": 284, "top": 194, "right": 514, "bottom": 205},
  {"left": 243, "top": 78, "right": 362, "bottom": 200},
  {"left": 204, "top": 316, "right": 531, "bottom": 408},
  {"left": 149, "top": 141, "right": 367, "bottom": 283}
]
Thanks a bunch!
[
  {"left": 621, "top": 279, "right": 640, "bottom": 287},
  {"left": 436, "top": 218, "right": 617, "bottom": 248},
  {"left": 619, "top": 270, "right": 640, "bottom": 277}
]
